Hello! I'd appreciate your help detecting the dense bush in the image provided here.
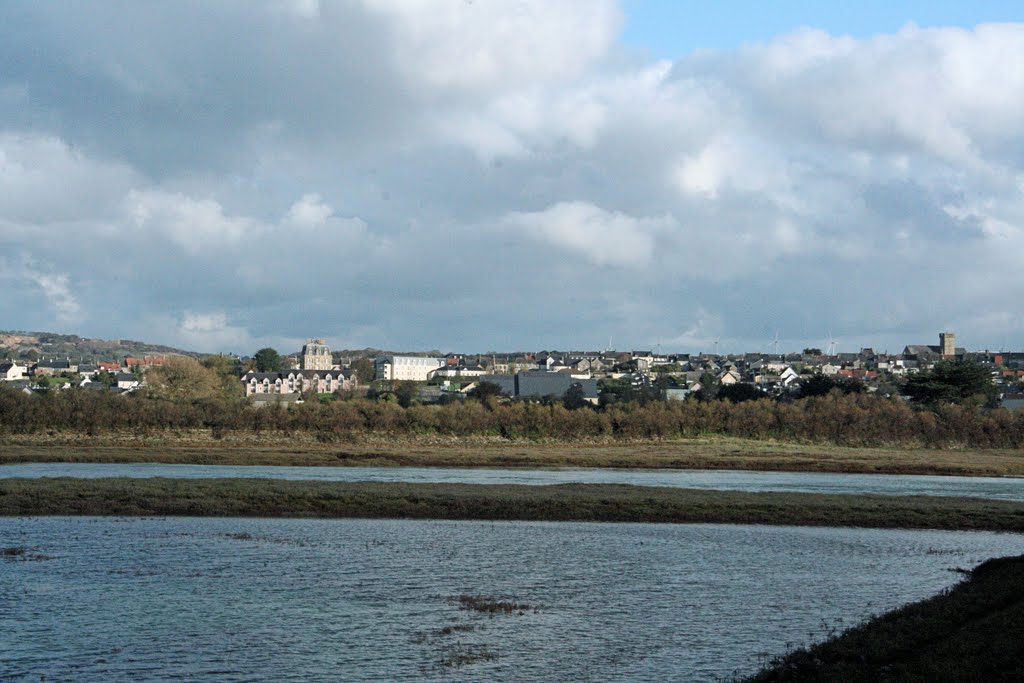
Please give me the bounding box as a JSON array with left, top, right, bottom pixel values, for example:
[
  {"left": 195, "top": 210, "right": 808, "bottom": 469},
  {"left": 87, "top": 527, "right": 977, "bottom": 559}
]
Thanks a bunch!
[{"left": 2, "top": 386, "right": 1024, "bottom": 448}]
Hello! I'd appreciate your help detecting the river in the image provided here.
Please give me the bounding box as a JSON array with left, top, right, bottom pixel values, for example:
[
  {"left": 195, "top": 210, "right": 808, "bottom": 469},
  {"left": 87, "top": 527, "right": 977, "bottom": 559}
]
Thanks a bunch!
[
  {"left": 3, "top": 517, "right": 1023, "bottom": 681},
  {"left": 3, "top": 462, "right": 1023, "bottom": 501}
]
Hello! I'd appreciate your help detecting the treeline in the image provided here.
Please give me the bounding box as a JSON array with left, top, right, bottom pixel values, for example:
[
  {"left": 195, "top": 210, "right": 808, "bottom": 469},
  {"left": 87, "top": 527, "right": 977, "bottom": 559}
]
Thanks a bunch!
[{"left": 3, "top": 387, "right": 1024, "bottom": 448}]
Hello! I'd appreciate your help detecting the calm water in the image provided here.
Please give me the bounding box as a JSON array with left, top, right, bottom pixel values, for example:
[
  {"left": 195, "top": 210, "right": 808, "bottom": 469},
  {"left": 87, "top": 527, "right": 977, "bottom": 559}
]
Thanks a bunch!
[
  {"left": 3, "top": 517, "right": 1024, "bottom": 681},
  {"left": 3, "top": 462, "right": 1024, "bottom": 501}
]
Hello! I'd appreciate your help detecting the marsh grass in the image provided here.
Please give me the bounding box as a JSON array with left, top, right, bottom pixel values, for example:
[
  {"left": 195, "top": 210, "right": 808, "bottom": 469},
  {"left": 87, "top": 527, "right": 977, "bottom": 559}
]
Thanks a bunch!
[
  {"left": 3, "top": 478, "right": 1024, "bottom": 531},
  {"left": 439, "top": 644, "right": 499, "bottom": 668},
  {"left": 2, "top": 545, "right": 54, "bottom": 561},
  {"left": 455, "top": 595, "right": 532, "bottom": 615},
  {"left": 745, "top": 555, "right": 1024, "bottom": 681}
]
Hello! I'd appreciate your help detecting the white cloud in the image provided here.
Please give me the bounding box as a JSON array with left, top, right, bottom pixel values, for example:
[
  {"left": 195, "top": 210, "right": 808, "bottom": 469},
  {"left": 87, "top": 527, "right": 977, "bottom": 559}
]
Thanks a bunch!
[
  {"left": 1, "top": 257, "right": 82, "bottom": 322},
  {"left": 0, "top": 132, "right": 138, "bottom": 223},
  {"left": 285, "top": 193, "right": 332, "bottom": 226},
  {"left": 125, "top": 190, "right": 256, "bottom": 252},
  {"left": 173, "top": 311, "right": 254, "bottom": 351},
  {"left": 504, "top": 201, "right": 673, "bottom": 268},
  {"left": 361, "top": 0, "right": 622, "bottom": 92},
  {"left": 700, "top": 24, "right": 1024, "bottom": 165}
]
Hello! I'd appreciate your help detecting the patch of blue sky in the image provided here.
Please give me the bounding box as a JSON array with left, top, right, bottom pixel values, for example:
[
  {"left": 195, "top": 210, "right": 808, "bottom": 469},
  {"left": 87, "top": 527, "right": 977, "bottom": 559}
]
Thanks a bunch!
[{"left": 621, "top": 0, "right": 1023, "bottom": 58}]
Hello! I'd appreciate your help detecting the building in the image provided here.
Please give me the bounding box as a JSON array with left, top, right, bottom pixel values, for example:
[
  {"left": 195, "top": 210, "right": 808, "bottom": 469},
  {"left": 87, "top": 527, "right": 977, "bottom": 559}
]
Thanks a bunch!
[
  {"left": 0, "top": 361, "right": 28, "bottom": 381},
  {"left": 33, "top": 359, "right": 75, "bottom": 376},
  {"left": 904, "top": 332, "right": 966, "bottom": 362},
  {"left": 301, "top": 339, "right": 333, "bottom": 371},
  {"left": 940, "top": 331, "right": 956, "bottom": 358},
  {"left": 374, "top": 355, "right": 446, "bottom": 381},
  {"left": 124, "top": 356, "right": 170, "bottom": 370},
  {"left": 479, "top": 371, "right": 599, "bottom": 404},
  {"left": 241, "top": 369, "right": 356, "bottom": 397},
  {"left": 115, "top": 372, "right": 141, "bottom": 391}
]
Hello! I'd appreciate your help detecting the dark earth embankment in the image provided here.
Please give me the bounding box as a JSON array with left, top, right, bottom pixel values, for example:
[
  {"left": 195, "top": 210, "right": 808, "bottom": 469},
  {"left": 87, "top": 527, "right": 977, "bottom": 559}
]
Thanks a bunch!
[{"left": 746, "top": 554, "right": 1024, "bottom": 682}]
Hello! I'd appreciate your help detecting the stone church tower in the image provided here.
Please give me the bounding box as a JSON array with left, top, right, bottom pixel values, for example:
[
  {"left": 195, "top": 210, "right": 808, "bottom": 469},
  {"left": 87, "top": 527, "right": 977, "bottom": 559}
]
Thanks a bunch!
[
  {"left": 301, "top": 339, "right": 332, "bottom": 370},
  {"left": 939, "top": 331, "right": 956, "bottom": 358}
]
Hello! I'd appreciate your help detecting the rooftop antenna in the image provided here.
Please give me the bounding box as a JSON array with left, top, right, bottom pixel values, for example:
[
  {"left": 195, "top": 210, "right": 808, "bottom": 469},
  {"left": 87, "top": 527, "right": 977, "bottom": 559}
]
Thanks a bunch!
[{"left": 827, "top": 331, "right": 838, "bottom": 356}]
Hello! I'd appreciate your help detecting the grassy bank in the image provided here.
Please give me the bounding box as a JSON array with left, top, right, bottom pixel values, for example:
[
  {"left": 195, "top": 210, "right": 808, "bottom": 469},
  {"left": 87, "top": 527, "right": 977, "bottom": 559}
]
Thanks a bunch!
[
  {"left": 2, "top": 435, "right": 1024, "bottom": 476},
  {"left": 746, "top": 554, "right": 1024, "bottom": 681},
  {"left": 3, "top": 479, "right": 1024, "bottom": 530}
]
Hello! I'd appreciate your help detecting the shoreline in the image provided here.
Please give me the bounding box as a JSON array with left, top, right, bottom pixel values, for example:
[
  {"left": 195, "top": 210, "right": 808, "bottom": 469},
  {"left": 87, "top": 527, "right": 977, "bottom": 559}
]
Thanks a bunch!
[
  {"left": 746, "top": 554, "right": 1024, "bottom": 681},
  {"left": 2, "top": 435, "right": 1023, "bottom": 477},
  {"left": 3, "top": 479, "right": 1024, "bottom": 531}
]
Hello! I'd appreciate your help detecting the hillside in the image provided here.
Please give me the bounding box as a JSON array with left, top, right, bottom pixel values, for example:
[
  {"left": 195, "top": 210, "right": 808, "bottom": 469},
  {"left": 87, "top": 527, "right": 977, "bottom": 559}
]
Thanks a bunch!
[{"left": 0, "top": 331, "right": 198, "bottom": 363}]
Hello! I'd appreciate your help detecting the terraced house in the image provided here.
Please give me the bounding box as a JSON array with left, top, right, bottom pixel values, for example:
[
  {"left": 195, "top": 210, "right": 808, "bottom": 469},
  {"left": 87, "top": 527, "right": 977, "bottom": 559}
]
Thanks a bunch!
[{"left": 241, "top": 369, "right": 356, "bottom": 397}]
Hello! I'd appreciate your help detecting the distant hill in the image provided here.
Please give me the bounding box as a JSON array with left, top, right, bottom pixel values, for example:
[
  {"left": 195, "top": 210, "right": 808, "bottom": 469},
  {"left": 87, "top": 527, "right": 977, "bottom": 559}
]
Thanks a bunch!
[{"left": 0, "top": 331, "right": 200, "bottom": 363}]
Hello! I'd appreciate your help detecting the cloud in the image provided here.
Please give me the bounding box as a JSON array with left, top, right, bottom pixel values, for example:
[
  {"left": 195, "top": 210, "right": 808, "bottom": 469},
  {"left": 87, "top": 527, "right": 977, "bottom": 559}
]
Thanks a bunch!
[
  {"left": 0, "top": 257, "right": 81, "bottom": 323},
  {"left": 125, "top": 190, "right": 256, "bottom": 252},
  {"left": 361, "top": 0, "right": 622, "bottom": 92},
  {"left": 503, "top": 201, "right": 672, "bottom": 268},
  {"left": 0, "top": 6, "right": 1023, "bottom": 353},
  {"left": 284, "top": 193, "right": 332, "bottom": 226},
  {"left": 174, "top": 311, "right": 255, "bottom": 351}
]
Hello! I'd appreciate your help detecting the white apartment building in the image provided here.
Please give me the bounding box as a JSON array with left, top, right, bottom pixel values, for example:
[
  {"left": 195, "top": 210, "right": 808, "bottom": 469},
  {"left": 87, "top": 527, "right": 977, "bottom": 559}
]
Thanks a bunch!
[{"left": 375, "top": 355, "right": 446, "bottom": 381}]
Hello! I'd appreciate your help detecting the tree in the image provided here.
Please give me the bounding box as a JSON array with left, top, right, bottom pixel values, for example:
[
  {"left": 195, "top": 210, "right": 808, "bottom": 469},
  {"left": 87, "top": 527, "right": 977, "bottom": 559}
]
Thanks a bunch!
[
  {"left": 718, "top": 383, "right": 763, "bottom": 403},
  {"left": 201, "top": 355, "right": 244, "bottom": 400},
  {"left": 393, "top": 381, "right": 417, "bottom": 408},
  {"left": 468, "top": 380, "right": 504, "bottom": 402},
  {"left": 93, "top": 371, "right": 118, "bottom": 389},
  {"left": 803, "top": 347, "right": 823, "bottom": 356},
  {"left": 253, "top": 347, "right": 282, "bottom": 372},
  {"left": 800, "top": 374, "right": 864, "bottom": 398},
  {"left": 144, "top": 357, "right": 221, "bottom": 401},
  {"left": 904, "top": 361, "right": 996, "bottom": 406},
  {"left": 695, "top": 371, "right": 720, "bottom": 402},
  {"left": 349, "top": 357, "right": 375, "bottom": 383},
  {"left": 562, "top": 383, "right": 588, "bottom": 410}
]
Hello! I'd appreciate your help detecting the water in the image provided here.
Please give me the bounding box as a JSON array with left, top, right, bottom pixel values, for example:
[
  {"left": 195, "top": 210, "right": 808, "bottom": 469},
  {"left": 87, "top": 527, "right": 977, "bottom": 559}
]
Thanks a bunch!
[
  {"left": 3, "top": 462, "right": 1024, "bottom": 501},
  {"left": 3, "top": 517, "right": 1023, "bottom": 681}
]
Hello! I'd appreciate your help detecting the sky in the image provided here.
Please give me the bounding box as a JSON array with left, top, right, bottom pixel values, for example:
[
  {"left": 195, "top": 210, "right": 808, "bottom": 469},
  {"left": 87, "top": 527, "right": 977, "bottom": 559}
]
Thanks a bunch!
[{"left": 1, "top": 1, "right": 1022, "bottom": 356}]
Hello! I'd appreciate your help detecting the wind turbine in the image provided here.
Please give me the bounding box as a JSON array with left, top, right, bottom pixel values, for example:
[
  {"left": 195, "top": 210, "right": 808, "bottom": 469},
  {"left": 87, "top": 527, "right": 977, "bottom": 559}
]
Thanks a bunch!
[
  {"left": 826, "top": 331, "right": 838, "bottom": 356},
  {"left": 713, "top": 336, "right": 721, "bottom": 356},
  {"left": 771, "top": 330, "right": 781, "bottom": 357}
]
